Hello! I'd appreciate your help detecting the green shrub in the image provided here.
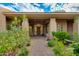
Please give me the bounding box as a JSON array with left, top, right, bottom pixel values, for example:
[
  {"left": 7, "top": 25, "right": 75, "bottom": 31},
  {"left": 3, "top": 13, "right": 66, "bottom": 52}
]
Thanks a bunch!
[
  {"left": 53, "top": 41, "right": 65, "bottom": 56},
  {"left": 52, "top": 31, "right": 70, "bottom": 41},
  {"left": 62, "top": 48, "right": 75, "bottom": 56},
  {"left": 0, "top": 29, "right": 29, "bottom": 56},
  {"left": 71, "top": 43, "right": 79, "bottom": 56},
  {"left": 63, "top": 46, "right": 75, "bottom": 56},
  {"left": 48, "top": 40, "right": 55, "bottom": 47},
  {"left": 70, "top": 33, "right": 79, "bottom": 56},
  {"left": 0, "top": 16, "right": 30, "bottom": 56},
  {"left": 53, "top": 41, "right": 74, "bottom": 56},
  {"left": 18, "top": 47, "right": 28, "bottom": 56},
  {"left": 52, "top": 32, "right": 56, "bottom": 36},
  {"left": 51, "top": 32, "right": 75, "bottom": 56},
  {"left": 73, "top": 33, "right": 79, "bottom": 43},
  {"left": 48, "top": 37, "right": 58, "bottom": 47}
]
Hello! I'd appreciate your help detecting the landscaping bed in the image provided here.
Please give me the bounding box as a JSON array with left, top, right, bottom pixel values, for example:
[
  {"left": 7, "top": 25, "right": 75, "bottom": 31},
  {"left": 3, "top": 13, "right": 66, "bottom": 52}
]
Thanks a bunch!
[
  {"left": 0, "top": 16, "right": 30, "bottom": 56},
  {"left": 0, "top": 29, "right": 30, "bottom": 56},
  {"left": 48, "top": 31, "right": 79, "bottom": 56}
]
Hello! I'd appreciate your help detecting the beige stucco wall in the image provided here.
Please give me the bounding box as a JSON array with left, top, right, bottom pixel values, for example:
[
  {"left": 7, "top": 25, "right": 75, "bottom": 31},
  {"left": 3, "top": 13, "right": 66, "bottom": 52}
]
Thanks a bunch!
[
  {"left": 56, "top": 20, "right": 67, "bottom": 32},
  {"left": 73, "top": 16, "right": 79, "bottom": 34},
  {"left": 22, "top": 18, "right": 29, "bottom": 32},
  {"left": 22, "top": 17, "right": 30, "bottom": 40},
  {"left": 0, "top": 13, "right": 6, "bottom": 32},
  {"left": 49, "top": 18, "right": 57, "bottom": 35}
]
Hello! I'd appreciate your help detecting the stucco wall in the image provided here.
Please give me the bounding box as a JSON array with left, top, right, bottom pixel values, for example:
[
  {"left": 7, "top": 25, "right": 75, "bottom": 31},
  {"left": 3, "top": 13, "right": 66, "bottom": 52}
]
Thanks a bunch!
[
  {"left": 49, "top": 18, "right": 57, "bottom": 36},
  {"left": 56, "top": 19, "right": 67, "bottom": 32},
  {"left": 0, "top": 13, "right": 6, "bottom": 32},
  {"left": 73, "top": 16, "right": 79, "bottom": 34}
]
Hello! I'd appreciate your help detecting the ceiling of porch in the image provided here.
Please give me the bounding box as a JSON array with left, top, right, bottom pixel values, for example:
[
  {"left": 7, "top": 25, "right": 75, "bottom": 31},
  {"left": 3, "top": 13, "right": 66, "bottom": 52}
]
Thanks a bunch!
[
  {"left": 4, "top": 12, "right": 79, "bottom": 19},
  {"left": 29, "top": 19, "right": 49, "bottom": 25}
]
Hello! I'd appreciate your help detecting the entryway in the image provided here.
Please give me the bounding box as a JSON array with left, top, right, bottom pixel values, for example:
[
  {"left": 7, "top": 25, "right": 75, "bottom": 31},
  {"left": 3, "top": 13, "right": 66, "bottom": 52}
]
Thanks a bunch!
[
  {"left": 37, "top": 26, "right": 41, "bottom": 36},
  {"left": 28, "top": 36, "right": 54, "bottom": 56},
  {"left": 29, "top": 19, "right": 49, "bottom": 36}
]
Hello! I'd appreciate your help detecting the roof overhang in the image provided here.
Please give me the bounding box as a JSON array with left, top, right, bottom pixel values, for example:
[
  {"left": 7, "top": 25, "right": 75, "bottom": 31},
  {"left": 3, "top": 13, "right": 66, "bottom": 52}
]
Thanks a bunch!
[
  {"left": 3, "top": 12, "right": 79, "bottom": 19},
  {"left": 0, "top": 7, "right": 12, "bottom": 12}
]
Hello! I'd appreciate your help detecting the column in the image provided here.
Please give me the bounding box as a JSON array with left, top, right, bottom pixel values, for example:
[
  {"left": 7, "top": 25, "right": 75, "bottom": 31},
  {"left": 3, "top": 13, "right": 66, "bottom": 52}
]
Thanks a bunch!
[
  {"left": 34, "top": 25, "right": 37, "bottom": 36},
  {"left": 32, "top": 25, "right": 34, "bottom": 36},
  {"left": 22, "top": 15, "right": 29, "bottom": 39},
  {"left": 73, "top": 16, "right": 79, "bottom": 34},
  {"left": 49, "top": 18, "right": 57, "bottom": 35},
  {"left": 41, "top": 25, "right": 43, "bottom": 35},
  {"left": 0, "top": 13, "right": 6, "bottom": 32},
  {"left": 43, "top": 25, "right": 47, "bottom": 36},
  {"left": 22, "top": 15, "right": 29, "bottom": 32}
]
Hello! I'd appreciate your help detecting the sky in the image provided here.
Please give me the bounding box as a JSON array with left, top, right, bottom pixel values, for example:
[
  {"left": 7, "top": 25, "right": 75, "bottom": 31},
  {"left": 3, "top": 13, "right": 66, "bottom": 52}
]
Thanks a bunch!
[{"left": 0, "top": 3, "right": 79, "bottom": 12}]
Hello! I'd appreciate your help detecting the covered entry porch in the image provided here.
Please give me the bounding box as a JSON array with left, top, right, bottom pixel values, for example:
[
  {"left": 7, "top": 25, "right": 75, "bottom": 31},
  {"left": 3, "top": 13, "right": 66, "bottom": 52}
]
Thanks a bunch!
[
  {"left": 2, "top": 12, "right": 79, "bottom": 37},
  {"left": 29, "top": 19, "right": 49, "bottom": 36}
]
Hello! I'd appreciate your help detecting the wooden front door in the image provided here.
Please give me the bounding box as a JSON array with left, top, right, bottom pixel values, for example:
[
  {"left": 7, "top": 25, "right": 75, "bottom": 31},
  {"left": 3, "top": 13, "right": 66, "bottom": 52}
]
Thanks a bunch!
[{"left": 37, "top": 27, "right": 41, "bottom": 36}]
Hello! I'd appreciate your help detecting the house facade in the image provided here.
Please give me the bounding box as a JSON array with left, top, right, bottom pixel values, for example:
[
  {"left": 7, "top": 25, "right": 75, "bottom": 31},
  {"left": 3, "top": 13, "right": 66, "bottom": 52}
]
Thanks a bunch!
[{"left": 0, "top": 9, "right": 79, "bottom": 37}]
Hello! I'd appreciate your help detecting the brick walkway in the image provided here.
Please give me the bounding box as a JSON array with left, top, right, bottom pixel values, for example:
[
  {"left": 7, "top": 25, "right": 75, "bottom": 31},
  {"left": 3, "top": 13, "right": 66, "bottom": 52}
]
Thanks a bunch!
[{"left": 28, "top": 36, "right": 54, "bottom": 56}]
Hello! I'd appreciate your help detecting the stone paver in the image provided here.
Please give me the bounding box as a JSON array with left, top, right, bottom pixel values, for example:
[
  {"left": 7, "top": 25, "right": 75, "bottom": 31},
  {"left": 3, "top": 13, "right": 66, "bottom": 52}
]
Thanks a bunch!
[{"left": 28, "top": 36, "right": 54, "bottom": 56}]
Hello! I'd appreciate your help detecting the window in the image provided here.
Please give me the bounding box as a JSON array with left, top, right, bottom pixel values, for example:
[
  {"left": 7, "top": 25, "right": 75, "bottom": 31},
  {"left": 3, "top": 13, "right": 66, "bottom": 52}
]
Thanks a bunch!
[{"left": 57, "top": 23, "right": 63, "bottom": 32}]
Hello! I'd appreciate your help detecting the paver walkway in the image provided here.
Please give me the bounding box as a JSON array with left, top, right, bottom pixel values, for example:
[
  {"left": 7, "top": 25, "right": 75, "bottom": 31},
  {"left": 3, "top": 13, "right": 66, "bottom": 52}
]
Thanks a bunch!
[{"left": 28, "top": 36, "right": 54, "bottom": 56}]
